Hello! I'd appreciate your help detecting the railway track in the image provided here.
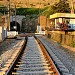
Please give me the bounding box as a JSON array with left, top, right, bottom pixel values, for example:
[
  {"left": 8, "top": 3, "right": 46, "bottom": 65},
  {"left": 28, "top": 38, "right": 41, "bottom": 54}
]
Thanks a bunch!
[
  {"left": 0, "top": 36, "right": 61, "bottom": 75},
  {"left": 36, "top": 36, "right": 72, "bottom": 75},
  {"left": 11, "top": 36, "right": 60, "bottom": 75}
]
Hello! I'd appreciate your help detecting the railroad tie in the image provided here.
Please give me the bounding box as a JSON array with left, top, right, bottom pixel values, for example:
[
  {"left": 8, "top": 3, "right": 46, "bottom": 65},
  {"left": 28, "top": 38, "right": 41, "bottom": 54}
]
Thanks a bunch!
[{"left": 13, "top": 37, "right": 56, "bottom": 75}]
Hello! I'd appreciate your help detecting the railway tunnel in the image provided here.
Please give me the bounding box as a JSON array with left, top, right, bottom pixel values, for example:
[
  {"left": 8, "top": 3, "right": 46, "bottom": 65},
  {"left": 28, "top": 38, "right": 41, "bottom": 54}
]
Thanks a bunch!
[
  {"left": 10, "top": 21, "right": 20, "bottom": 31},
  {"left": 10, "top": 15, "right": 25, "bottom": 32}
]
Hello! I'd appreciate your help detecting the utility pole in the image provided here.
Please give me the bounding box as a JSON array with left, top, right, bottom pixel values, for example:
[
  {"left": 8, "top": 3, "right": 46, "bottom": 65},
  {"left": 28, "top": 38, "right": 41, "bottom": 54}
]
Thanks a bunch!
[
  {"left": 39, "top": 0, "right": 41, "bottom": 26},
  {"left": 15, "top": 3, "right": 17, "bottom": 31},
  {"left": 71, "top": 1, "right": 74, "bottom": 14},
  {"left": 7, "top": 0, "right": 10, "bottom": 31}
]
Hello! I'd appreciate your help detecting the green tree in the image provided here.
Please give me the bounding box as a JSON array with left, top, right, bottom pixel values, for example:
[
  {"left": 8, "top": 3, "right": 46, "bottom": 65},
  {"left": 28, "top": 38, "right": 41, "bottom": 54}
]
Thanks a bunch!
[
  {"left": 16, "top": 8, "right": 41, "bottom": 15},
  {"left": 41, "top": 0, "right": 70, "bottom": 17},
  {"left": 0, "top": 5, "right": 7, "bottom": 14},
  {"left": 21, "top": 16, "right": 37, "bottom": 33},
  {"left": 51, "top": 0, "right": 70, "bottom": 13},
  {"left": 41, "top": 6, "right": 54, "bottom": 17}
]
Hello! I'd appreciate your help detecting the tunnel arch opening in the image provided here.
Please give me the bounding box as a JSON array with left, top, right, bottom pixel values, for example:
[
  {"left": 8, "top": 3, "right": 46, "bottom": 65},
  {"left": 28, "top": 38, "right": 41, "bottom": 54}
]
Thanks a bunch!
[{"left": 10, "top": 21, "right": 20, "bottom": 32}]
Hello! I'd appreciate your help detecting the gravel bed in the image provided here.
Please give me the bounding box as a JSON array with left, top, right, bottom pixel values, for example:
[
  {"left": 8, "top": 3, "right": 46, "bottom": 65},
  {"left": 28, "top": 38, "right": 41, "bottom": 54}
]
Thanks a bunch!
[
  {"left": 0, "top": 38, "right": 21, "bottom": 69},
  {"left": 37, "top": 36, "right": 75, "bottom": 75}
]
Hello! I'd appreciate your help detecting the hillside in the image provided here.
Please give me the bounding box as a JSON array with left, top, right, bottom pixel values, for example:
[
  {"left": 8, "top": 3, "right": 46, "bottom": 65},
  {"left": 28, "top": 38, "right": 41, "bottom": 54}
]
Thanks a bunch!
[
  {"left": 0, "top": 0, "right": 75, "bottom": 8},
  {"left": 0, "top": 0, "right": 59, "bottom": 8}
]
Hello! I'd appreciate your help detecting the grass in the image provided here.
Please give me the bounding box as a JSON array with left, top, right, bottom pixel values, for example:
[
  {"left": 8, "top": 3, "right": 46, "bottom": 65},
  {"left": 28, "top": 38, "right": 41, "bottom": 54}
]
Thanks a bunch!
[{"left": 71, "top": 41, "right": 75, "bottom": 48}]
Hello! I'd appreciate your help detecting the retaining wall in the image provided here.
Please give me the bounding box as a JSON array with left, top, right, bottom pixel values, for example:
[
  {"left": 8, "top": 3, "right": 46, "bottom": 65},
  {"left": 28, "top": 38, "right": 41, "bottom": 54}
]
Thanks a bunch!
[{"left": 47, "top": 31, "right": 75, "bottom": 47}]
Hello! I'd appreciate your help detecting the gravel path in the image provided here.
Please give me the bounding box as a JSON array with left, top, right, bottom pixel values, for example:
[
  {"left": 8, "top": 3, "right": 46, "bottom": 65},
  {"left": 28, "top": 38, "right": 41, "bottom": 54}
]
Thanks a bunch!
[
  {"left": 0, "top": 38, "right": 24, "bottom": 69},
  {"left": 37, "top": 36, "right": 75, "bottom": 75}
]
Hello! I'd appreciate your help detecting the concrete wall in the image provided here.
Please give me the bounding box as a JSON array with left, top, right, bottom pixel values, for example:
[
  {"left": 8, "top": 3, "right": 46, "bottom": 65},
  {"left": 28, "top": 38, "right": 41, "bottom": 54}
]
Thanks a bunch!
[
  {"left": 38, "top": 16, "right": 46, "bottom": 30},
  {"left": 38, "top": 16, "right": 51, "bottom": 31},
  {"left": 47, "top": 31, "right": 75, "bottom": 47},
  {"left": 37, "top": 26, "right": 41, "bottom": 33},
  {"left": 0, "top": 30, "right": 18, "bottom": 40},
  {"left": 7, "top": 31, "right": 18, "bottom": 38},
  {"left": 0, "top": 26, "right": 7, "bottom": 42},
  {"left": 0, "top": 26, "right": 18, "bottom": 41}
]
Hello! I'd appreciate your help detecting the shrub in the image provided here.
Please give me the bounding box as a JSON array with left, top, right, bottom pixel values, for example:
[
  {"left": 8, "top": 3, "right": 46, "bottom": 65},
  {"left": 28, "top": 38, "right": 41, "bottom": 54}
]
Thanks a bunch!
[{"left": 71, "top": 41, "right": 75, "bottom": 47}]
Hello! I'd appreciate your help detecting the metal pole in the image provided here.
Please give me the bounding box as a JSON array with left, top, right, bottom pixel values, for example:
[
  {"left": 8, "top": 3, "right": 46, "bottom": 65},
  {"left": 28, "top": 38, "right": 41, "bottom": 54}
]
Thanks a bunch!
[
  {"left": 39, "top": 0, "right": 41, "bottom": 25},
  {"left": 15, "top": 3, "right": 17, "bottom": 31},
  {"left": 11, "top": 11, "right": 13, "bottom": 28},
  {"left": 7, "top": 0, "right": 10, "bottom": 31},
  {"left": 46, "top": 17, "right": 47, "bottom": 27}
]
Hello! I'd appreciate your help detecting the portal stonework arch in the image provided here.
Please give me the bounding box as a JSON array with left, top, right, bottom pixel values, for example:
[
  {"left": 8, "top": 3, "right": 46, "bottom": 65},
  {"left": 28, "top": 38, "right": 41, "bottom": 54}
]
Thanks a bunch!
[{"left": 10, "top": 15, "right": 25, "bottom": 31}]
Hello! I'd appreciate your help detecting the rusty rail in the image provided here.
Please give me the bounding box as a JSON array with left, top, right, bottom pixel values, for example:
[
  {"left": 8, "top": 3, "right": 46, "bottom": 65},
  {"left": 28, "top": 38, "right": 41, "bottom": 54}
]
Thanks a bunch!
[
  {"left": 1, "top": 36, "right": 60, "bottom": 75},
  {"left": 35, "top": 36, "right": 60, "bottom": 75}
]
